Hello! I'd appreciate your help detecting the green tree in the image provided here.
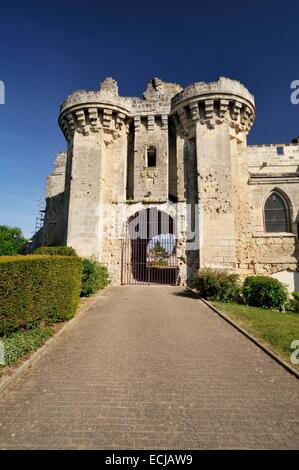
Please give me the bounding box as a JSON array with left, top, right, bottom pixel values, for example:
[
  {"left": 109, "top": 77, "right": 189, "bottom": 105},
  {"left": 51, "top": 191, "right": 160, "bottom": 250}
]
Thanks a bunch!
[
  {"left": 0, "top": 225, "right": 27, "bottom": 256},
  {"left": 151, "top": 240, "right": 169, "bottom": 262}
]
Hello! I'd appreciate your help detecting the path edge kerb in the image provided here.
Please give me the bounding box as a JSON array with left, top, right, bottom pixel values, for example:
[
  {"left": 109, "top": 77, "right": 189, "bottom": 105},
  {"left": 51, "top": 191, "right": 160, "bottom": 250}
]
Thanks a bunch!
[
  {"left": 0, "top": 288, "right": 110, "bottom": 397},
  {"left": 188, "top": 288, "right": 299, "bottom": 380}
]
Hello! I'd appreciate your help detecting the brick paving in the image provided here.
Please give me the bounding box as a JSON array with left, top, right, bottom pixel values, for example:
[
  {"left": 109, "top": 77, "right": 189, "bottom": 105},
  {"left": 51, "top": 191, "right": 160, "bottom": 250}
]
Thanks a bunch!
[{"left": 0, "top": 286, "right": 298, "bottom": 449}]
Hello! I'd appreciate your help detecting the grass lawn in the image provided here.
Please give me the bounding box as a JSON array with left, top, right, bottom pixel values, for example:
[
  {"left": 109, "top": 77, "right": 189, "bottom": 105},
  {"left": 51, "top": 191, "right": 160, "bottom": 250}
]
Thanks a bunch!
[{"left": 212, "top": 301, "right": 299, "bottom": 371}]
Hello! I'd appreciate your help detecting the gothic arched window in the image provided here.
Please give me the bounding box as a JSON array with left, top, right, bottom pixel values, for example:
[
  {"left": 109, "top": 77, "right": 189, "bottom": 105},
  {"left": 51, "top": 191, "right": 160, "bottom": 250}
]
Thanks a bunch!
[{"left": 264, "top": 191, "right": 290, "bottom": 233}]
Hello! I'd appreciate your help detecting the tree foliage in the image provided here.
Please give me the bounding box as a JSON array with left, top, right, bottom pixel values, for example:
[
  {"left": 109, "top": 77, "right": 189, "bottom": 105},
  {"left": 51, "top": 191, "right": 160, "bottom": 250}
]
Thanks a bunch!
[
  {"left": 0, "top": 225, "right": 27, "bottom": 256},
  {"left": 151, "top": 241, "right": 169, "bottom": 261}
]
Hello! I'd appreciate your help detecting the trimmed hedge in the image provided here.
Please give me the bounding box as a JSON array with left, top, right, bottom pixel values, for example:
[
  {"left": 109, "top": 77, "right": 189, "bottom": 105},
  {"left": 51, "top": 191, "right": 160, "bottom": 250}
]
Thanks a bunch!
[
  {"left": 0, "top": 255, "right": 83, "bottom": 334},
  {"left": 192, "top": 268, "right": 241, "bottom": 302},
  {"left": 34, "top": 246, "right": 77, "bottom": 256},
  {"left": 81, "top": 258, "right": 109, "bottom": 297},
  {"left": 243, "top": 275, "right": 288, "bottom": 309}
]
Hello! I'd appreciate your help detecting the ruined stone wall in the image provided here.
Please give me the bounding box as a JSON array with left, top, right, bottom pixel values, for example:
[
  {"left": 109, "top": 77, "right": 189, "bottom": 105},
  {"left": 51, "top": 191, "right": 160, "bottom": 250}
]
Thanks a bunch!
[
  {"left": 234, "top": 143, "right": 299, "bottom": 276},
  {"left": 196, "top": 121, "right": 237, "bottom": 270},
  {"left": 168, "top": 122, "right": 177, "bottom": 201},
  {"left": 133, "top": 115, "right": 169, "bottom": 201},
  {"left": 66, "top": 131, "right": 104, "bottom": 258},
  {"left": 97, "top": 130, "right": 129, "bottom": 284},
  {"left": 43, "top": 152, "right": 67, "bottom": 245}
]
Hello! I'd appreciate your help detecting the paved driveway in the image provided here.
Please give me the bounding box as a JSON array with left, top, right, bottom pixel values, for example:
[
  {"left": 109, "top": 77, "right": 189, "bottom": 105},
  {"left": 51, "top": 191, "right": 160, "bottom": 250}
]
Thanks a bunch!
[{"left": 0, "top": 286, "right": 298, "bottom": 449}]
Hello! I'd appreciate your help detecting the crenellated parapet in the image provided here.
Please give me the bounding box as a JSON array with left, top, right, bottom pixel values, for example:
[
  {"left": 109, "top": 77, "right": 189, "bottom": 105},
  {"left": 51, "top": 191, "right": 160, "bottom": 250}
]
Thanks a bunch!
[
  {"left": 58, "top": 75, "right": 256, "bottom": 145},
  {"left": 170, "top": 77, "right": 255, "bottom": 137},
  {"left": 59, "top": 78, "right": 132, "bottom": 141},
  {"left": 59, "top": 77, "right": 182, "bottom": 142},
  {"left": 59, "top": 105, "right": 130, "bottom": 141},
  {"left": 133, "top": 113, "right": 169, "bottom": 133}
]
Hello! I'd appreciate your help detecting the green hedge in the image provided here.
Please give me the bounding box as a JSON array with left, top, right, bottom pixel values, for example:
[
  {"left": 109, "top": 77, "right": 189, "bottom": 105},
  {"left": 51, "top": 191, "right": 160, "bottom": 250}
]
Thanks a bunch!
[
  {"left": 286, "top": 292, "right": 299, "bottom": 312},
  {"left": 34, "top": 246, "right": 77, "bottom": 256},
  {"left": 192, "top": 268, "right": 241, "bottom": 302},
  {"left": 293, "top": 292, "right": 299, "bottom": 312},
  {"left": 0, "top": 255, "right": 83, "bottom": 334},
  {"left": 243, "top": 275, "right": 288, "bottom": 309},
  {"left": 81, "top": 258, "right": 109, "bottom": 297},
  {"left": 192, "top": 270, "right": 291, "bottom": 310}
]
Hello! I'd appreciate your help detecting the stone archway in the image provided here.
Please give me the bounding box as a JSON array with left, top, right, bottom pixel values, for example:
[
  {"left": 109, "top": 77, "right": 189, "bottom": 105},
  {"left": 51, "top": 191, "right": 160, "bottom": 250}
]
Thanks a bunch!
[{"left": 121, "top": 207, "right": 178, "bottom": 285}]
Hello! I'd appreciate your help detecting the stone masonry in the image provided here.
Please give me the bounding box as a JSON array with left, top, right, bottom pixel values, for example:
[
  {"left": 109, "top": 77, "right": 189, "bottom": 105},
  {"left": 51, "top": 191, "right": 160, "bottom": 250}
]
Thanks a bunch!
[{"left": 38, "top": 76, "right": 299, "bottom": 287}]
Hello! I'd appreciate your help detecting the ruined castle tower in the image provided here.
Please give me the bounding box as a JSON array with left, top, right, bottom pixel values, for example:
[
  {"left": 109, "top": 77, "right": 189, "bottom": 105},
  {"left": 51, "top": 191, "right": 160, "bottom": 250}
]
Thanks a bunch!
[{"left": 41, "top": 76, "right": 299, "bottom": 289}]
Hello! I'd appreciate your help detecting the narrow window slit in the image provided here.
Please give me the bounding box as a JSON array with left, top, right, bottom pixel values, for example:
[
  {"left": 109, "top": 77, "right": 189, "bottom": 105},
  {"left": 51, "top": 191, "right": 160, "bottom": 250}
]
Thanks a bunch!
[{"left": 147, "top": 146, "right": 157, "bottom": 167}]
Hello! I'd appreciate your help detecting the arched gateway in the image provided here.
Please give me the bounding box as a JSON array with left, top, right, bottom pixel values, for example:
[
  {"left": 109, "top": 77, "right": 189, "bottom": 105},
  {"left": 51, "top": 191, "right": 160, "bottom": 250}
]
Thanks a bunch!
[{"left": 122, "top": 208, "right": 178, "bottom": 285}]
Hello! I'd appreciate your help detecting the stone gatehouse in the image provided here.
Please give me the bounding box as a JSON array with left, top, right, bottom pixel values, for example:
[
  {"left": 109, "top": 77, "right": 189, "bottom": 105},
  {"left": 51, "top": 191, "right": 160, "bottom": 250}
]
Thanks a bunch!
[{"left": 39, "top": 76, "right": 299, "bottom": 289}]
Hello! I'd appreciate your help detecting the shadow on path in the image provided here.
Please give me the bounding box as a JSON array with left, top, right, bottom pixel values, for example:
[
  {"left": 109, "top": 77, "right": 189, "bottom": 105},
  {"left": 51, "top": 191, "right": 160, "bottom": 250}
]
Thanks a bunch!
[{"left": 172, "top": 288, "right": 199, "bottom": 300}]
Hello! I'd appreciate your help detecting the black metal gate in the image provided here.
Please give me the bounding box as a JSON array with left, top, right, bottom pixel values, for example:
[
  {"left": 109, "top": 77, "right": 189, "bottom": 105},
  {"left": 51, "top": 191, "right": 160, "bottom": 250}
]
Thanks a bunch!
[{"left": 121, "top": 208, "right": 178, "bottom": 285}]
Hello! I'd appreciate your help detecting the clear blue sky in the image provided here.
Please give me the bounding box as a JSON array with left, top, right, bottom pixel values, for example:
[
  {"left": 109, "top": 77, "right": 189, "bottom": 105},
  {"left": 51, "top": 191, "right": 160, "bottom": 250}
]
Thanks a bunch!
[{"left": 0, "top": 0, "right": 298, "bottom": 237}]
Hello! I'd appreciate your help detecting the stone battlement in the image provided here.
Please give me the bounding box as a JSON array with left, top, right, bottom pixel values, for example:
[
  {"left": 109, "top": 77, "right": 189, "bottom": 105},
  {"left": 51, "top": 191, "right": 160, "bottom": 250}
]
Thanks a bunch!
[{"left": 59, "top": 76, "right": 256, "bottom": 141}]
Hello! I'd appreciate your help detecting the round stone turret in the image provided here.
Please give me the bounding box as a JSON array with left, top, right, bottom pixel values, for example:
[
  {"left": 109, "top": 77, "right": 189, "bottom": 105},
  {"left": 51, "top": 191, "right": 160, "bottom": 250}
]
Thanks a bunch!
[
  {"left": 171, "top": 76, "right": 255, "bottom": 136},
  {"left": 58, "top": 78, "right": 131, "bottom": 141}
]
